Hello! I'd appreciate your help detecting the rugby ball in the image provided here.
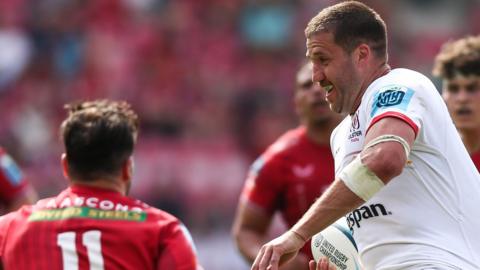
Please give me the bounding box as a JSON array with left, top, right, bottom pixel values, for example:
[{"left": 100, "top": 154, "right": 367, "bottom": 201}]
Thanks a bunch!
[{"left": 311, "top": 218, "right": 361, "bottom": 270}]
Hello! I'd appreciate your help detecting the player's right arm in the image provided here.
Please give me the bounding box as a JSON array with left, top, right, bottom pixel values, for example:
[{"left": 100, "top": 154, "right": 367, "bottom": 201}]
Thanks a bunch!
[
  {"left": 234, "top": 152, "right": 310, "bottom": 270},
  {"left": 233, "top": 202, "right": 310, "bottom": 270},
  {"left": 232, "top": 201, "right": 272, "bottom": 262},
  {"left": 233, "top": 155, "right": 280, "bottom": 262}
]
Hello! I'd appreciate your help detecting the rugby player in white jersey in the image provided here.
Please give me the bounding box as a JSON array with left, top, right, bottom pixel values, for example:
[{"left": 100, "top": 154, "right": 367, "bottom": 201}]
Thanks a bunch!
[{"left": 251, "top": 1, "right": 480, "bottom": 270}]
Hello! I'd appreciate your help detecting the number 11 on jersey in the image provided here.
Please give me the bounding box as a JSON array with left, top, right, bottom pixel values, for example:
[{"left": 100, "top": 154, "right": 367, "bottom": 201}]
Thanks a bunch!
[{"left": 57, "top": 230, "right": 105, "bottom": 270}]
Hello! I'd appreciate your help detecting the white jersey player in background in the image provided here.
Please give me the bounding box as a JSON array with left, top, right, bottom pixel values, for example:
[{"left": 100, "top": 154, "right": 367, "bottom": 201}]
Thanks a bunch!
[{"left": 251, "top": 1, "right": 480, "bottom": 270}]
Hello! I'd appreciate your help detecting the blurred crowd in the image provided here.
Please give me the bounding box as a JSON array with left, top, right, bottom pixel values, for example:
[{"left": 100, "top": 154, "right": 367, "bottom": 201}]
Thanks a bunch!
[{"left": 0, "top": 0, "right": 478, "bottom": 268}]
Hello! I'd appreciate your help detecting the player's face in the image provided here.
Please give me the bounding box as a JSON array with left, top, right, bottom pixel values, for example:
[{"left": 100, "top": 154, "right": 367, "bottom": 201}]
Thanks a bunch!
[
  {"left": 306, "top": 32, "right": 361, "bottom": 114},
  {"left": 442, "top": 75, "right": 480, "bottom": 131},
  {"left": 295, "top": 64, "right": 336, "bottom": 125}
]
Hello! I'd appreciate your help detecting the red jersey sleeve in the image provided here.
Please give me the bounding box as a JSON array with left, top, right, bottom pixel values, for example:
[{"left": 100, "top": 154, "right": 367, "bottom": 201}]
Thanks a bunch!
[
  {"left": 0, "top": 212, "right": 15, "bottom": 259},
  {"left": 157, "top": 221, "right": 199, "bottom": 270},
  {"left": 241, "top": 155, "right": 285, "bottom": 214},
  {"left": 0, "top": 149, "right": 29, "bottom": 204}
]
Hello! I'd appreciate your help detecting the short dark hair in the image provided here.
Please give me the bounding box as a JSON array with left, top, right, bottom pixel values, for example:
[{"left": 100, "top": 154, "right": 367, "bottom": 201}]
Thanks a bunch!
[
  {"left": 60, "top": 100, "right": 139, "bottom": 181},
  {"left": 305, "top": 1, "right": 387, "bottom": 59},
  {"left": 432, "top": 36, "right": 480, "bottom": 79}
]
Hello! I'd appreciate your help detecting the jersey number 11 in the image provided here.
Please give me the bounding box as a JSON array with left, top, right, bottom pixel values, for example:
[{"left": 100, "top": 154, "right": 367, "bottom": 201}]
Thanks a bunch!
[{"left": 57, "top": 230, "right": 105, "bottom": 270}]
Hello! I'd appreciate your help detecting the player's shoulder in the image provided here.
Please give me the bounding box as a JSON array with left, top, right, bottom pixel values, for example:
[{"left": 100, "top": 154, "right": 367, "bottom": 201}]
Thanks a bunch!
[
  {"left": 361, "top": 68, "right": 436, "bottom": 110},
  {"left": 0, "top": 203, "right": 34, "bottom": 226},
  {"left": 384, "top": 68, "right": 431, "bottom": 82},
  {"left": 0, "top": 210, "right": 17, "bottom": 226},
  {"left": 250, "top": 127, "right": 306, "bottom": 172},
  {"left": 389, "top": 68, "right": 429, "bottom": 78},
  {"left": 0, "top": 211, "right": 15, "bottom": 242},
  {"left": 264, "top": 126, "right": 306, "bottom": 156},
  {"left": 139, "top": 201, "right": 176, "bottom": 221},
  {"left": 142, "top": 205, "right": 184, "bottom": 229},
  {"left": 35, "top": 196, "right": 56, "bottom": 206},
  {"left": 369, "top": 68, "right": 434, "bottom": 94}
]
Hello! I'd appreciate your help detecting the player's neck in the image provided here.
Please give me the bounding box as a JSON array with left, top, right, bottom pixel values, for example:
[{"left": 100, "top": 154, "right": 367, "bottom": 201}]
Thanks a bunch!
[
  {"left": 459, "top": 128, "right": 480, "bottom": 154},
  {"left": 350, "top": 62, "right": 391, "bottom": 114},
  {"left": 70, "top": 179, "right": 127, "bottom": 195}
]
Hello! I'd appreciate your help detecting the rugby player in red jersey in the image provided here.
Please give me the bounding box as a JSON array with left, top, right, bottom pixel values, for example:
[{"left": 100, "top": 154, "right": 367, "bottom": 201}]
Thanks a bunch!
[
  {"left": 0, "top": 100, "right": 202, "bottom": 270},
  {"left": 433, "top": 36, "right": 480, "bottom": 171},
  {"left": 232, "top": 62, "right": 342, "bottom": 270},
  {"left": 0, "top": 147, "right": 37, "bottom": 214}
]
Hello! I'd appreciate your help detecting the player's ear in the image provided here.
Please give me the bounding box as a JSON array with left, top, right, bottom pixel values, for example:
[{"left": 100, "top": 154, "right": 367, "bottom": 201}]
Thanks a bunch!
[
  {"left": 354, "top": 43, "right": 371, "bottom": 65},
  {"left": 61, "top": 153, "right": 69, "bottom": 180}
]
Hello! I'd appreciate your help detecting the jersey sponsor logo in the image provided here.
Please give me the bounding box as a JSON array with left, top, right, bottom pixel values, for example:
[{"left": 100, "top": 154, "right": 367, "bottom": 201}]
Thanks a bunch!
[
  {"left": 292, "top": 164, "right": 314, "bottom": 178},
  {"left": 348, "top": 111, "right": 362, "bottom": 142},
  {"left": 28, "top": 206, "right": 147, "bottom": 222},
  {"left": 0, "top": 153, "right": 23, "bottom": 186},
  {"left": 350, "top": 111, "right": 360, "bottom": 131},
  {"left": 370, "top": 85, "right": 415, "bottom": 117},
  {"left": 348, "top": 131, "right": 362, "bottom": 142},
  {"left": 376, "top": 90, "right": 405, "bottom": 107},
  {"left": 346, "top": 203, "right": 392, "bottom": 232},
  {"left": 46, "top": 196, "right": 146, "bottom": 212}
]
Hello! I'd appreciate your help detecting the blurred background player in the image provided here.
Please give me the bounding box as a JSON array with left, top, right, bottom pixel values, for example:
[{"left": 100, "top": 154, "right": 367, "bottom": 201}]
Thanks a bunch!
[
  {"left": 433, "top": 35, "right": 480, "bottom": 170},
  {"left": 0, "top": 100, "right": 202, "bottom": 270},
  {"left": 0, "top": 147, "right": 37, "bottom": 214},
  {"left": 232, "top": 62, "right": 342, "bottom": 270}
]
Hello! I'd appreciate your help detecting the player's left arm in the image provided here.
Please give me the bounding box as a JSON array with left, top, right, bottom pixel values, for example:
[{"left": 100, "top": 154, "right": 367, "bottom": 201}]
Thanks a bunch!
[
  {"left": 156, "top": 222, "right": 203, "bottom": 270},
  {"left": 361, "top": 116, "right": 415, "bottom": 184}
]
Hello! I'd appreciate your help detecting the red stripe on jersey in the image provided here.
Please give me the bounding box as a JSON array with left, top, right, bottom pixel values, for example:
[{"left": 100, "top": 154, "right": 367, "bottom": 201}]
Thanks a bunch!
[
  {"left": 470, "top": 150, "right": 480, "bottom": 172},
  {"left": 366, "top": 111, "right": 419, "bottom": 137}
]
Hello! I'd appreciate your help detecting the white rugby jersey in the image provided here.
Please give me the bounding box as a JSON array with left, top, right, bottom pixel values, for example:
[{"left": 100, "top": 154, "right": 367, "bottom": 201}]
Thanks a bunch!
[{"left": 331, "top": 68, "right": 480, "bottom": 269}]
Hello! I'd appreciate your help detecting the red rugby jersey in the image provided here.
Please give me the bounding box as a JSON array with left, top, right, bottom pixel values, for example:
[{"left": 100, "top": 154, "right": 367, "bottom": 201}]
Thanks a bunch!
[
  {"left": 241, "top": 126, "right": 335, "bottom": 258},
  {"left": 0, "top": 147, "right": 29, "bottom": 205},
  {"left": 0, "top": 185, "right": 200, "bottom": 270}
]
